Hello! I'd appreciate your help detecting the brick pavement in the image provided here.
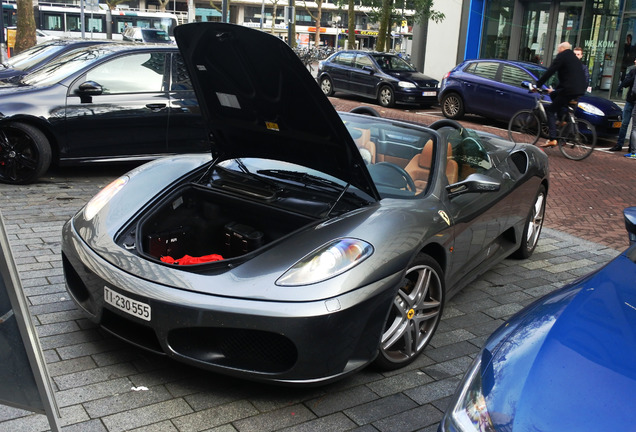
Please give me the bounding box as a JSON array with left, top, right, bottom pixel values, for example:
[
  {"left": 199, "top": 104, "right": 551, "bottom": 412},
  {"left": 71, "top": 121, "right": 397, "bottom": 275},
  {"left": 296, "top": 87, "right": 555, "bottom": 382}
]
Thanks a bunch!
[{"left": 0, "top": 100, "right": 629, "bottom": 431}]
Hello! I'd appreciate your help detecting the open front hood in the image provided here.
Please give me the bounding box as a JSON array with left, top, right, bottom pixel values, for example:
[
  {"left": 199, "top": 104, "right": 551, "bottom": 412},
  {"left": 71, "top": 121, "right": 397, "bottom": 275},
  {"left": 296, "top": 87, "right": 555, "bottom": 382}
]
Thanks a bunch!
[{"left": 174, "top": 22, "right": 379, "bottom": 200}]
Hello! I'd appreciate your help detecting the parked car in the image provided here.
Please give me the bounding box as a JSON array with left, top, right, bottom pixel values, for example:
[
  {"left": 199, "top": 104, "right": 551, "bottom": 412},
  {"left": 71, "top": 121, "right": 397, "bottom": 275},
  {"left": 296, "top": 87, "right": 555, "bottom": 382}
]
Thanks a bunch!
[
  {"left": 62, "top": 22, "right": 549, "bottom": 386},
  {"left": 122, "top": 26, "right": 173, "bottom": 43},
  {"left": 439, "top": 59, "right": 623, "bottom": 139},
  {"left": 0, "top": 43, "right": 207, "bottom": 184},
  {"left": 0, "top": 38, "right": 110, "bottom": 83},
  {"left": 439, "top": 207, "right": 636, "bottom": 432},
  {"left": 317, "top": 50, "right": 439, "bottom": 108}
]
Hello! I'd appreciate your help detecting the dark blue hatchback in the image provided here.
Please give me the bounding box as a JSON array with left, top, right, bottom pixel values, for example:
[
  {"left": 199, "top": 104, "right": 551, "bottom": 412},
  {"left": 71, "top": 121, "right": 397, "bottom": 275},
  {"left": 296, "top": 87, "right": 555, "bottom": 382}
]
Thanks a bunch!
[{"left": 439, "top": 59, "right": 623, "bottom": 139}]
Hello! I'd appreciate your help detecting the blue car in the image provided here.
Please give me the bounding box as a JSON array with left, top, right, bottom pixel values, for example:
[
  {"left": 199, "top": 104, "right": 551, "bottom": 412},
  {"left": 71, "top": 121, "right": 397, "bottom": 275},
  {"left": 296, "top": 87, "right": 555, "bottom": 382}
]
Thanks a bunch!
[
  {"left": 439, "top": 59, "right": 623, "bottom": 139},
  {"left": 439, "top": 207, "right": 636, "bottom": 431}
]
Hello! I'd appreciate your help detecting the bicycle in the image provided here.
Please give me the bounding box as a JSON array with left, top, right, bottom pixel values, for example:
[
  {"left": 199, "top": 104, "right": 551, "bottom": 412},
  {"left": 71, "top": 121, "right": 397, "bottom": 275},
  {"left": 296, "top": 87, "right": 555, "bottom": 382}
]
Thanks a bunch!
[{"left": 507, "top": 82, "right": 597, "bottom": 160}]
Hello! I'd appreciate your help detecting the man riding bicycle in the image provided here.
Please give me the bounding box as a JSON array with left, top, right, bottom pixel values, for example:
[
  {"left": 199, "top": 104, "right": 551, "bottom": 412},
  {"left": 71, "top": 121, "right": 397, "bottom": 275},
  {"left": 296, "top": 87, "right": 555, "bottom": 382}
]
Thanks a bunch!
[{"left": 534, "top": 42, "right": 587, "bottom": 148}]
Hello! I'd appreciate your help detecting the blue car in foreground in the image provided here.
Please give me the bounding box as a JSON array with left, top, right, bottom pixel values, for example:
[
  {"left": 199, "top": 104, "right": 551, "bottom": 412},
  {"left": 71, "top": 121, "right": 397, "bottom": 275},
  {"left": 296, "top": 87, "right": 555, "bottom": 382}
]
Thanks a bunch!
[
  {"left": 439, "top": 207, "right": 636, "bottom": 431},
  {"left": 439, "top": 59, "right": 623, "bottom": 139}
]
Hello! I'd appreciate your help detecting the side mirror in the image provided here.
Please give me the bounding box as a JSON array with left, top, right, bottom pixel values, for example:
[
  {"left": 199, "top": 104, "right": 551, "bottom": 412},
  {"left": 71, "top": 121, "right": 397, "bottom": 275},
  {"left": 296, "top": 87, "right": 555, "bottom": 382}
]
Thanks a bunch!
[
  {"left": 76, "top": 81, "right": 103, "bottom": 96},
  {"left": 446, "top": 173, "right": 500, "bottom": 199},
  {"left": 624, "top": 207, "right": 636, "bottom": 245},
  {"left": 362, "top": 65, "right": 375, "bottom": 74}
]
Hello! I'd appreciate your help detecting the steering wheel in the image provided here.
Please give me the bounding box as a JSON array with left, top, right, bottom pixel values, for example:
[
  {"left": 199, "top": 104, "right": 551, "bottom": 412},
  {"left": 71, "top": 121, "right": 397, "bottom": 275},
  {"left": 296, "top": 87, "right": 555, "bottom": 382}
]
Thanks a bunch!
[
  {"left": 429, "top": 118, "right": 464, "bottom": 131},
  {"left": 349, "top": 106, "right": 381, "bottom": 117},
  {"left": 371, "top": 162, "right": 417, "bottom": 192}
]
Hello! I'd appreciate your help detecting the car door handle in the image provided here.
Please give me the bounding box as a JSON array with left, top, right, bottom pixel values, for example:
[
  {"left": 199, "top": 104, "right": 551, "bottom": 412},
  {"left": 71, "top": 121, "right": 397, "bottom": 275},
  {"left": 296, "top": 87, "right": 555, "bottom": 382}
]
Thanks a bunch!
[{"left": 146, "top": 103, "right": 167, "bottom": 111}]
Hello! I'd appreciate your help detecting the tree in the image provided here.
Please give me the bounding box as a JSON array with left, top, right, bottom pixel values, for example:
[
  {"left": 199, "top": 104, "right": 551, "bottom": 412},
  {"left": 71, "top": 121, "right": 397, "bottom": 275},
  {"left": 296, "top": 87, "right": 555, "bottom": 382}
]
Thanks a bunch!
[
  {"left": 347, "top": 0, "right": 355, "bottom": 49},
  {"left": 302, "top": 0, "right": 324, "bottom": 47},
  {"left": 105, "top": 0, "right": 128, "bottom": 39},
  {"left": 14, "top": 0, "right": 36, "bottom": 54},
  {"left": 158, "top": 0, "right": 171, "bottom": 12},
  {"left": 373, "top": 0, "right": 444, "bottom": 52}
]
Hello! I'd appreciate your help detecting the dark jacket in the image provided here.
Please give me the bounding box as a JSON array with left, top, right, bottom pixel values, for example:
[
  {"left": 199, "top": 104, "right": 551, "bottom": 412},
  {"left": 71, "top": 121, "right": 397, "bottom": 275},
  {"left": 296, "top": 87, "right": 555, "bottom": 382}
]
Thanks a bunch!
[
  {"left": 536, "top": 49, "right": 587, "bottom": 96},
  {"left": 620, "top": 66, "right": 636, "bottom": 103}
]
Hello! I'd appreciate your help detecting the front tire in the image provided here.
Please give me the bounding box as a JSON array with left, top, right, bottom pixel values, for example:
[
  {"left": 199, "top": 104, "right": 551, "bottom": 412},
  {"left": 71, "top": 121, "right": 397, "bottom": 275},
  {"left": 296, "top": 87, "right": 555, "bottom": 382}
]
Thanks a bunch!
[
  {"left": 319, "top": 76, "right": 334, "bottom": 96},
  {"left": 441, "top": 93, "right": 465, "bottom": 119},
  {"left": 377, "top": 85, "right": 395, "bottom": 107},
  {"left": 513, "top": 185, "right": 546, "bottom": 259},
  {"left": 375, "top": 253, "right": 445, "bottom": 370},
  {"left": 0, "top": 122, "right": 52, "bottom": 185}
]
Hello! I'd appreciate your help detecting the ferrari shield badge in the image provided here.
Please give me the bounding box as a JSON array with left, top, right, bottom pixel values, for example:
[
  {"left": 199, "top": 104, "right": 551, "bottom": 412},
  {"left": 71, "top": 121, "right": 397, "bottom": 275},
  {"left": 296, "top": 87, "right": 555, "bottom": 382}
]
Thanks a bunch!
[{"left": 438, "top": 210, "right": 451, "bottom": 226}]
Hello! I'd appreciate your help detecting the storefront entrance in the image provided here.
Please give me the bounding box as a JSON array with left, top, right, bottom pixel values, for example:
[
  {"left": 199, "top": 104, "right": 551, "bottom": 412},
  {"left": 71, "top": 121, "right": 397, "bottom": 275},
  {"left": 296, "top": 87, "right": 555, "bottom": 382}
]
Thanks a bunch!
[{"left": 478, "top": 0, "right": 632, "bottom": 99}]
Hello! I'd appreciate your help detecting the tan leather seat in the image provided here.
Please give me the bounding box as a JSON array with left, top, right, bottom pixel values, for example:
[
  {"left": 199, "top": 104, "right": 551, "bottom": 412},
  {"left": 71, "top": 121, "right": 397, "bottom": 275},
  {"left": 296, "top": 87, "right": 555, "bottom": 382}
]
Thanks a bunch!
[
  {"left": 404, "top": 139, "right": 433, "bottom": 193},
  {"left": 446, "top": 142, "right": 459, "bottom": 184},
  {"left": 352, "top": 128, "right": 376, "bottom": 164}
]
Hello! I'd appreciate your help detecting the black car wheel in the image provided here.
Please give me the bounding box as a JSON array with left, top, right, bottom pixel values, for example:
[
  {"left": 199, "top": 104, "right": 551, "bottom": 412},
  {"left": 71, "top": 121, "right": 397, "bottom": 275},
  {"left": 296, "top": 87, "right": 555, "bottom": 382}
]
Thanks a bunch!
[
  {"left": 378, "top": 85, "right": 395, "bottom": 107},
  {"left": 513, "top": 185, "right": 546, "bottom": 259},
  {"left": 319, "top": 76, "right": 334, "bottom": 96},
  {"left": 441, "top": 93, "right": 465, "bottom": 119},
  {"left": 0, "top": 122, "right": 52, "bottom": 185},
  {"left": 375, "top": 253, "right": 445, "bottom": 370}
]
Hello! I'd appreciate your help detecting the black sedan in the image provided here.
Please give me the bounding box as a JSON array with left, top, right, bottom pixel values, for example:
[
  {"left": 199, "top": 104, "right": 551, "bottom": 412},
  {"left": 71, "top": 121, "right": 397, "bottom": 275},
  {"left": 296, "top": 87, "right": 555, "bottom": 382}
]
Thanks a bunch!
[
  {"left": 0, "top": 43, "right": 207, "bottom": 184},
  {"left": 0, "top": 38, "right": 110, "bottom": 83},
  {"left": 61, "top": 23, "right": 549, "bottom": 385},
  {"left": 317, "top": 50, "right": 439, "bottom": 108}
]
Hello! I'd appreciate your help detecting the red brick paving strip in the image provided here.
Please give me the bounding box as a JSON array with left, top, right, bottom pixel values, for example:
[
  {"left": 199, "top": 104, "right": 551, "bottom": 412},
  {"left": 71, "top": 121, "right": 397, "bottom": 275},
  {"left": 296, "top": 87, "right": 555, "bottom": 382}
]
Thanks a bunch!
[{"left": 330, "top": 98, "right": 634, "bottom": 251}]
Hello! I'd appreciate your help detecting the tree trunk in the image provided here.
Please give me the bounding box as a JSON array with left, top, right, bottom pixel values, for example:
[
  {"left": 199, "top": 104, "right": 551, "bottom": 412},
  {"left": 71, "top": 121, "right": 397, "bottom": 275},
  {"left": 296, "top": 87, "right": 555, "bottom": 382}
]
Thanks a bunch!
[
  {"left": 15, "top": 0, "right": 36, "bottom": 54},
  {"left": 313, "top": 0, "right": 322, "bottom": 47},
  {"left": 377, "top": 0, "right": 392, "bottom": 52},
  {"left": 348, "top": 0, "right": 355, "bottom": 49}
]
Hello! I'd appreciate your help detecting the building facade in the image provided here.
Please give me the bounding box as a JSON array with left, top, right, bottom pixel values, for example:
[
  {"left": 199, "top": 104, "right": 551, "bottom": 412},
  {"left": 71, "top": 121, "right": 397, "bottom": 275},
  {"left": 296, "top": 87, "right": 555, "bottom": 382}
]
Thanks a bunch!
[{"left": 416, "top": 0, "right": 636, "bottom": 100}]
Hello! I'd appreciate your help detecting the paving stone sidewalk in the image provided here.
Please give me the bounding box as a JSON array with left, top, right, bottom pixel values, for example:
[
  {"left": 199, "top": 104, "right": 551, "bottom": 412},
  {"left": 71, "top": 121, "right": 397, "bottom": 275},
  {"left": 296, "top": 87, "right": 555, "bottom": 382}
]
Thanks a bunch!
[{"left": 0, "top": 160, "right": 622, "bottom": 431}]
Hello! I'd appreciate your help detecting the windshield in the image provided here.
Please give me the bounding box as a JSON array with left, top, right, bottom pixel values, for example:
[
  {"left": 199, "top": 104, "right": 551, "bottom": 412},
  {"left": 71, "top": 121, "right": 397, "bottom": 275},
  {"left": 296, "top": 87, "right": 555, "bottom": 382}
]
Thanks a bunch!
[
  {"left": 6, "top": 42, "right": 66, "bottom": 71},
  {"left": 523, "top": 63, "right": 559, "bottom": 88},
  {"left": 22, "top": 46, "right": 112, "bottom": 87},
  {"left": 371, "top": 54, "right": 416, "bottom": 72}
]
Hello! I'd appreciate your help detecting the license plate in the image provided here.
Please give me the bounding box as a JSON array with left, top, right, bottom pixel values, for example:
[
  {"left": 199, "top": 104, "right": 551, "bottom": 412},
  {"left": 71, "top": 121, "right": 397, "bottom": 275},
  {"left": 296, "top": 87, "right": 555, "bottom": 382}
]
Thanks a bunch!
[
  {"left": 613, "top": 121, "right": 622, "bottom": 128},
  {"left": 104, "top": 286, "right": 151, "bottom": 321},
  {"left": 422, "top": 91, "right": 436, "bottom": 97}
]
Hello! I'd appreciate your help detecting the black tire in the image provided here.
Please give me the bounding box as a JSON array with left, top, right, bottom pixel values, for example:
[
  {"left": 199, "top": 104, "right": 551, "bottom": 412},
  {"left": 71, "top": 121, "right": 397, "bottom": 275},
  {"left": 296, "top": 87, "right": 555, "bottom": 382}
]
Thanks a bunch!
[
  {"left": 558, "top": 119, "right": 596, "bottom": 161},
  {"left": 375, "top": 253, "right": 445, "bottom": 370},
  {"left": 512, "top": 185, "right": 546, "bottom": 259},
  {"left": 508, "top": 110, "right": 541, "bottom": 145},
  {"left": 0, "top": 122, "right": 52, "bottom": 185},
  {"left": 319, "top": 75, "right": 334, "bottom": 96},
  {"left": 377, "top": 85, "right": 395, "bottom": 107},
  {"left": 440, "top": 92, "right": 464, "bottom": 119}
]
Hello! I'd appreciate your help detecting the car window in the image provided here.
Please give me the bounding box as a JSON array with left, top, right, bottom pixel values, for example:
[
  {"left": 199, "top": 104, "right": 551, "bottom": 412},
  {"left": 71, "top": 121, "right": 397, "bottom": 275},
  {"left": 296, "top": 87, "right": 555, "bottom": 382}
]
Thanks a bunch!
[
  {"left": 85, "top": 52, "right": 167, "bottom": 93},
  {"left": 354, "top": 54, "right": 373, "bottom": 69},
  {"left": 333, "top": 52, "right": 355, "bottom": 66},
  {"left": 500, "top": 65, "right": 532, "bottom": 88},
  {"left": 170, "top": 54, "right": 193, "bottom": 91},
  {"left": 465, "top": 62, "right": 499, "bottom": 81},
  {"left": 371, "top": 54, "right": 414, "bottom": 72},
  {"left": 142, "top": 29, "right": 171, "bottom": 43}
]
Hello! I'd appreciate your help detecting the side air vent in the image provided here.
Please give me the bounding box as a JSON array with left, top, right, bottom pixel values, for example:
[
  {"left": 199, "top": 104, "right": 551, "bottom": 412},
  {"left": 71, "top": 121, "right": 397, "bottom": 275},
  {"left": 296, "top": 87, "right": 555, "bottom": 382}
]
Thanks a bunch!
[{"left": 510, "top": 151, "right": 528, "bottom": 174}]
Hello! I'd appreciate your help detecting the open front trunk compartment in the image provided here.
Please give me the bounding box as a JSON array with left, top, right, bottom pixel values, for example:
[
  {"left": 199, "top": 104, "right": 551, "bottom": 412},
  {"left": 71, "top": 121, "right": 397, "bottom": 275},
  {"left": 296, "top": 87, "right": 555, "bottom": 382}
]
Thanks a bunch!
[{"left": 130, "top": 185, "right": 320, "bottom": 263}]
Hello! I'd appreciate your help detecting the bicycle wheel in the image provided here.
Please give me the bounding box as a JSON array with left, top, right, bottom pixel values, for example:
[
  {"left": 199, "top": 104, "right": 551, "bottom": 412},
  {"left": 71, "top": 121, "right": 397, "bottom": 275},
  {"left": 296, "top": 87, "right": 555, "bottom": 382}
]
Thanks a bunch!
[
  {"left": 508, "top": 110, "right": 541, "bottom": 145},
  {"left": 558, "top": 119, "right": 596, "bottom": 160}
]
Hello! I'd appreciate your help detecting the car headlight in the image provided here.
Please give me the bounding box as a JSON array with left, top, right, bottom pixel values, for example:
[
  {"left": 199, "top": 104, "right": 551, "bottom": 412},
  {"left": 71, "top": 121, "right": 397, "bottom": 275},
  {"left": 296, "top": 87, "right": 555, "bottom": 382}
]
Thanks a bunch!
[
  {"left": 398, "top": 81, "right": 416, "bottom": 89},
  {"left": 442, "top": 356, "right": 496, "bottom": 432},
  {"left": 276, "top": 238, "right": 373, "bottom": 286},
  {"left": 577, "top": 102, "right": 604, "bottom": 116},
  {"left": 83, "top": 176, "right": 129, "bottom": 221}
]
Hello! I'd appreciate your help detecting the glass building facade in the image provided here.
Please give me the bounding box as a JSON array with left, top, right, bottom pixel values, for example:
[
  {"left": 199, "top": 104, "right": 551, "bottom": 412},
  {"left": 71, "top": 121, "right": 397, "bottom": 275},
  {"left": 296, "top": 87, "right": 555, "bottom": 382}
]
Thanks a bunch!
[{"left": 467, "top": 0, "right": 636, "bottom": 99}]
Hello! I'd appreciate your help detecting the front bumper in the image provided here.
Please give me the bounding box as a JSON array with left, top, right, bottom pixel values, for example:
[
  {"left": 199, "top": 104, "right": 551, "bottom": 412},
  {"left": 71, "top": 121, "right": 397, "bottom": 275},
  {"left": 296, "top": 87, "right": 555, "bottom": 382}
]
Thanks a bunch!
[
  {"left": 62, "top": 220, "right": 400, "bottom": 385},
  {"left": 395, "top": 88, "right": 439, "bottom": 105}
]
